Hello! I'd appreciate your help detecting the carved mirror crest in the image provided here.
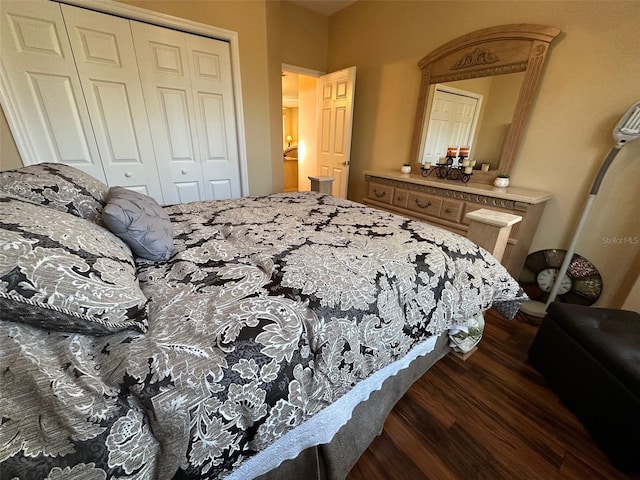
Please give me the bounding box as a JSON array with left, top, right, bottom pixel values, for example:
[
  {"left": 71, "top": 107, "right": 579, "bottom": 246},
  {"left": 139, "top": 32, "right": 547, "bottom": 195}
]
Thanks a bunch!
[{"left": 410, "top": 24, "right": 561, "bottom": 182}]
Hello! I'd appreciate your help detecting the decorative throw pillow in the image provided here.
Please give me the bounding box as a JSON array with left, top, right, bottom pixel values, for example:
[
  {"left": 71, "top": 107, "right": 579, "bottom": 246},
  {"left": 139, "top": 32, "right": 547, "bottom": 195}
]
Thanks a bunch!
[
  {"left": 0, "top": 162, "right": 108, "bottom": 224},
  {"left": 0, "top": 194, "right": 148, "bottom": 335},
  {"left": 102, "top": 187, "right": 174, "bottom": 262}
]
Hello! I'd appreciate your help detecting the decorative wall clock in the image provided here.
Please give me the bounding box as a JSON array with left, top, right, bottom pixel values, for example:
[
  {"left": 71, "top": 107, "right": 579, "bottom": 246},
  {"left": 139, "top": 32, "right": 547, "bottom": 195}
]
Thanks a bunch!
[{"left": 518, "top": 249, "right": 602, "bottom": 305}]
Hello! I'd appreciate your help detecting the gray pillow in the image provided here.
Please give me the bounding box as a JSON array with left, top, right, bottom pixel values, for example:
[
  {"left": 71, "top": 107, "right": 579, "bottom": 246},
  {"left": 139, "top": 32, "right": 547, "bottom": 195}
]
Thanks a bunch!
[
  {"left": 102, "top": 187, "right": 174, "bottom": 262},
  {"left": 0, "top": 194, "right": 148, "bottom": 335}
]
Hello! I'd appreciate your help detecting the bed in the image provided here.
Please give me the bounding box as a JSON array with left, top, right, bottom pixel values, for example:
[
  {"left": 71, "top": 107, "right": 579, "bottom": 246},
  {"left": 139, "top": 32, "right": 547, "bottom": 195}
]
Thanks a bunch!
[{"left": 0, "top": 163, "right": 526, "bottom": 479}]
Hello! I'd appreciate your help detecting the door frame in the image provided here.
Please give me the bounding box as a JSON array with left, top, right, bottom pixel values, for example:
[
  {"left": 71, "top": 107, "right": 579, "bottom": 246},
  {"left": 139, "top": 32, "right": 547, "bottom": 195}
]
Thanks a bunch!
[
  {"left": 0, "top": 0, "right": 249, "bottom": 196},
  {"left": 282, "top": 64, "right": 325, "bottom": 78},
  {"left": 281, "top": 63, "right": 325, "bottom": 192}
]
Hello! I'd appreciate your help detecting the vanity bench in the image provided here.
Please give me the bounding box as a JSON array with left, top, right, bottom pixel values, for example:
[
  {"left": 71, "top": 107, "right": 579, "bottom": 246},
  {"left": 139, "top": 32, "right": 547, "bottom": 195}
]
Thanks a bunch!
[{"left": 363, "top": 170, "right": 552, "bottom": 278}]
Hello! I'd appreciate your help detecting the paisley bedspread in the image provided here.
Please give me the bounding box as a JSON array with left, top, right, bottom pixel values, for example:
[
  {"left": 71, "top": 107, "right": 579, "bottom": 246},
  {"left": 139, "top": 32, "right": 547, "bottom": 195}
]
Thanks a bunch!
[{"left": 0, "top": 192, "right": 526, "bottom": 479}]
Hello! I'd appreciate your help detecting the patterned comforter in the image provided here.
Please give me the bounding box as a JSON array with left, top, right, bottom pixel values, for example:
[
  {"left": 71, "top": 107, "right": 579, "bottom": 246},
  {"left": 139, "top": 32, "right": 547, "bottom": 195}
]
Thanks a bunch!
[{"left": 1, "top": 192, "right": 526, "bottom": 479}]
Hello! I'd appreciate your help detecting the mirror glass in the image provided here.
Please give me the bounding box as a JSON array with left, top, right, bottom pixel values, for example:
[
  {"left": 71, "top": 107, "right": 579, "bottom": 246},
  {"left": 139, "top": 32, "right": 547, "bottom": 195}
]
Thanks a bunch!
[{"left": 419, "top": 72, "right": 525, "bottom": 171}]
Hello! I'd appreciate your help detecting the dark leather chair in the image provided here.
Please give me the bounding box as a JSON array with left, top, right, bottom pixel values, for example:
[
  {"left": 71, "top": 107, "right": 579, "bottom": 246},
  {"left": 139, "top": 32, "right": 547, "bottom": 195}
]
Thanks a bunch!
[{"left": 528, "top": 302, "right": 640, "bottom": 473}]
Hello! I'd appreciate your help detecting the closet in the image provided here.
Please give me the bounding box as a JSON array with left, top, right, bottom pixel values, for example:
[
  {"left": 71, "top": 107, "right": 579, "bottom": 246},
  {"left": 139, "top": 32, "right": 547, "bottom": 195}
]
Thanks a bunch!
[{"left": 0, "top": 1, "right": 242, "bottom": 204}]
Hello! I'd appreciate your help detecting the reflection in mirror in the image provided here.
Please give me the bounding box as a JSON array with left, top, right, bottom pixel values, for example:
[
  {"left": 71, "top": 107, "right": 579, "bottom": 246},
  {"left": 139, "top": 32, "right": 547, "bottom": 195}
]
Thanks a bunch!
[
  {"left": 419, "top": 73, "right": 524, "bottom": 171},
  {"left": 409, "top": 24, "right": 561, "bottom": 182}
]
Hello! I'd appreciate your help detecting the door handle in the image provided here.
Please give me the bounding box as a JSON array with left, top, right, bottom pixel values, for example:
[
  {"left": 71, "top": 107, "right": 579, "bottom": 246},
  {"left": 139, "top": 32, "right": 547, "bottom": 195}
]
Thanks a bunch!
[{"left": 340, "top": 160, "right": 350, "bottom": 166}]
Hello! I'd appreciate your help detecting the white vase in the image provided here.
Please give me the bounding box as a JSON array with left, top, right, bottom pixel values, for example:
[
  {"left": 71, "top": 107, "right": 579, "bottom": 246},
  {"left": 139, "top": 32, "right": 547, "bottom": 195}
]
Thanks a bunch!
[
  {"left": 493, "top": 177, "right": 510, "bottom": 187},
  {"left": 400, "top": 165, "right": 412, "bottom": 174}
]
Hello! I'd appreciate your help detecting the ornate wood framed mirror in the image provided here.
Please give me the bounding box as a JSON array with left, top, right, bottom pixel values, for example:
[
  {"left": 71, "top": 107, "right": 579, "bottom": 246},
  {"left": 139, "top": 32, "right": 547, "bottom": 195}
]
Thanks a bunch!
[{"left": 410, "top": 24, "right": 561, "bottom": 182}]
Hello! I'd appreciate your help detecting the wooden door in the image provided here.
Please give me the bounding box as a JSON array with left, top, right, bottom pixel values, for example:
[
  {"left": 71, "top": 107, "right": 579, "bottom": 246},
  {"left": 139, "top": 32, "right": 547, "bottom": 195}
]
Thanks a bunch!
[
  {"left": 0, "top": 1, "right": 106, "bottom": 182},
  {"left": 316, "top": 67, "right": 356, "bottom": 198},
  {"left": 131, "top": 22, "right": 241, "bottom": 203},
  {"left": 62, "top": 4, "right": 164, "bottom": 203}
]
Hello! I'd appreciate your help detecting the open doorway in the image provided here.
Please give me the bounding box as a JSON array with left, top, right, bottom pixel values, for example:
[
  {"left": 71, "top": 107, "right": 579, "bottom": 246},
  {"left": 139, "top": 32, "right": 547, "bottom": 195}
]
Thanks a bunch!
[
  {"left": 282, "top": 64, "right": 356, "bottom": 198},
  {"left": 281, "top": 65, "right": 321, "bottom": 192}
]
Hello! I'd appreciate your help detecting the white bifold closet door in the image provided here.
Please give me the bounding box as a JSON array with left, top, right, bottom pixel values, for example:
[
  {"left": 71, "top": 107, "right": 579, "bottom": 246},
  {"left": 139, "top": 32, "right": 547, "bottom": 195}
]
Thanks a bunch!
[
  {"left": 62, "top": 4, "right": 164, "bottom": 201},
  {"left": 130, "top": 22, "right": 241, "bottom": 203},
  {"left": 1, "top": 1, "right": 241, "bottom": 205}
]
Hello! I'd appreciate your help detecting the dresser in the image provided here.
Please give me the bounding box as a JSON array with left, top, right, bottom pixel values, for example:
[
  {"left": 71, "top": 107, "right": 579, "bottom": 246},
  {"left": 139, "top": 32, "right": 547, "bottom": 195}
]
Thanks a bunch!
[{"left": 363, "top": 171, "right": 552, "bottom": 278}]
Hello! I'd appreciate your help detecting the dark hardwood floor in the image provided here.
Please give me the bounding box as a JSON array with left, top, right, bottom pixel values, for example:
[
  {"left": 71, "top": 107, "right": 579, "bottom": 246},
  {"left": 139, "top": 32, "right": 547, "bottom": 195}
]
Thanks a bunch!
[{"left": 348, "top": 310, "right": 638, "bottom": 480}]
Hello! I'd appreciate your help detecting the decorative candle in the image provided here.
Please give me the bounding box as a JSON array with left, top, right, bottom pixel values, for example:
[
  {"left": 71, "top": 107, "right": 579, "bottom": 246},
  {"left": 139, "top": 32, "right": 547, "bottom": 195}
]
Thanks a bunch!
[
  {"left": 424, "top": 162, "right": 432, "bottom": 169},
  {"left": 464, "top": 166, "right": 473, "bottom": 174},
  {"left": 459, "top": 146, "right": 470, "bottom": 157},
  {"left": 446, "top": 145, "right": 458, "bottom": 157},
  {"left": 481, "top": 163, "right": 490, "bottom": 172},
  {"left": 462, "top": 159, "right": 470, "bottom": 167},
  {"left": 470, "top": 160, "right": 476, "bottom": 167},
  {"left": 438, "top": 157, "right": 447, "bottom": 165}
]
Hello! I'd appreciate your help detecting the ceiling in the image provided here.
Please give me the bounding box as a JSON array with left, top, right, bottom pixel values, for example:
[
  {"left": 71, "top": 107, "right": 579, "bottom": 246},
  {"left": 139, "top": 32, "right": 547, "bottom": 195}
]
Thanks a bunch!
[{"left": 288, "top": 0, "right": 356, "bottom": 16}]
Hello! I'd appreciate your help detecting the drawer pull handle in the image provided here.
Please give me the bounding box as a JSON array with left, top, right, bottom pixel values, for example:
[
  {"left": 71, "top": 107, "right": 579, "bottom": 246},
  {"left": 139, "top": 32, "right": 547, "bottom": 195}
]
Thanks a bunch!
[
  {"left": 445, "top": 208, "right": 452, "bottom": 213},
  {"left": 415, "top": 199, "right": 431, "bottom": 208},
  {"left": 373, "top": 189, "right": 386, "bottom": 198},
  {"left": 124, "top": 171, "right": 132, "bottom": 178}
]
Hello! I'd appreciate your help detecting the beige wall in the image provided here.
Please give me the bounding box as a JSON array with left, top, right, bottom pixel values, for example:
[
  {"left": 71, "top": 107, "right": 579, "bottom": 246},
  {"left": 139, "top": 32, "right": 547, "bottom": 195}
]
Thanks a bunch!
[
  {"left": 328, "top": 0, "right": 640, "bottom": 307},
  {"left": 265, "top": 0, "right": 285, "bottom": 192},
  {"left": 0, "top": 104, "right": 22, "bottom": 171},
  {"left": 280, "top": 1, "right": 328, "bottom": 71}
]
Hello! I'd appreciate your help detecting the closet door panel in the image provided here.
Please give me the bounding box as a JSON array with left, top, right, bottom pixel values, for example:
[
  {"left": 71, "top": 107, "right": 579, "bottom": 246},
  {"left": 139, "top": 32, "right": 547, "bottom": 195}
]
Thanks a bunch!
[
  {"left": 130, "top": 21, "right": 203, "bottom": 205},
  {"left": 199, "top": 93, "right": 227, "bottom": 159},
  {"left": 61, "top": 4, "right": 164, "bottom": 203},
  {"left": 207, "top": 179, "right": 232, "bottom": 200},
  {"left": 0, "top": 1, "right": 105, "bottom": 182},
  {"left": 174, "top": 182, "right": 202, "bottom": 204},
  {"left": 188, "top": 35, "right": 241, "bottom": 199},
  {"left": 28, "top": 74, "right": 93, "bottom": 163}
]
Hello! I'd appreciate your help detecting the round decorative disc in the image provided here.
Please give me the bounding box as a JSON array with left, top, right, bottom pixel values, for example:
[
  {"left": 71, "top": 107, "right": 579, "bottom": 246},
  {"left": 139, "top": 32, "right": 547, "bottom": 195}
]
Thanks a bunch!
[{"left": 518, "top": 249, "right": 602, "bottom": 305}]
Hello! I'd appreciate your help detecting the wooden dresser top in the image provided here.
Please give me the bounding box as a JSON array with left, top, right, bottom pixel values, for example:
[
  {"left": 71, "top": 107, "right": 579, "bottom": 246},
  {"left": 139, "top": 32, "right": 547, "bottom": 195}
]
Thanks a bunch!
[{"left": 364, "top": 170, "right": 552, "bottom": 205}]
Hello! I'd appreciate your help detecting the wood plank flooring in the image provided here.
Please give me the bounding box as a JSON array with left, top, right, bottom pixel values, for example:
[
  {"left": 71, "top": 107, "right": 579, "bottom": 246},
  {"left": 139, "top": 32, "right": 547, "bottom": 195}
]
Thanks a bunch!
[{"left": 347, "top": 310, "right": 639, "bottom": 480}]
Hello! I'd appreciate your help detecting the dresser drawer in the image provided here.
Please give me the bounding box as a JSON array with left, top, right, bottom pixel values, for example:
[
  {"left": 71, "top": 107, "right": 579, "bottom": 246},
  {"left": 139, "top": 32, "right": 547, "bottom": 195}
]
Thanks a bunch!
[
  {"left": 392, "top": 188, "right": 409, "bottom": 208},
  {"left": 407, "top": 192, "right": 442, "bottom": 216},
  {"left": 440, "top": 199, "right": 464, "bottom": 223},
  {"left": 368, "top": 182, "right": 393, "bottom": 204}
]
